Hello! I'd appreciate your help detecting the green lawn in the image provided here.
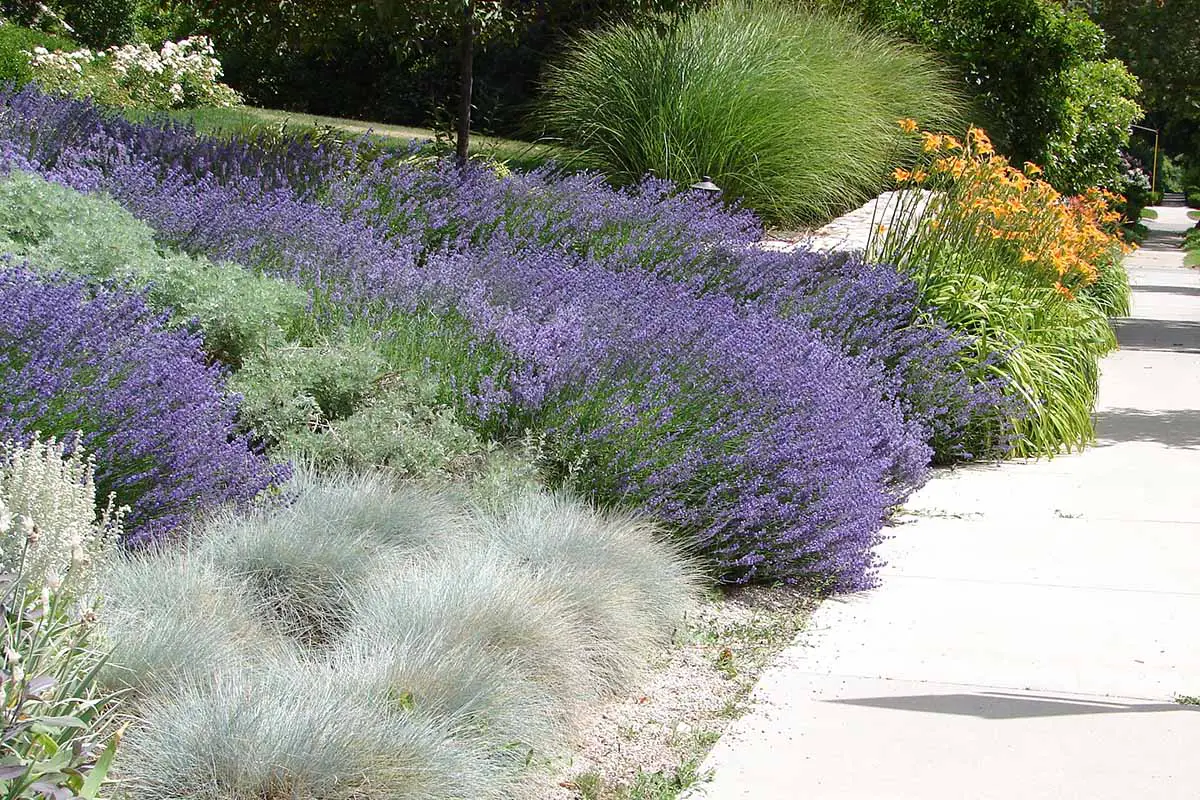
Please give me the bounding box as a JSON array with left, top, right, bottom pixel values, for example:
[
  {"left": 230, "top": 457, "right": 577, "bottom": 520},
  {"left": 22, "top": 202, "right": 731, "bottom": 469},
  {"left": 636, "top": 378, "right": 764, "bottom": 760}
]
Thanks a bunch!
[
  {"left": 1140, "top": 207, "right": 1158, "bottom": 220},
  {"left": 126, "top": 105, "right": 575, "bottom": 172},
  {"left": 1188, "top": 210, "right": 1199, "bottom": 221}
]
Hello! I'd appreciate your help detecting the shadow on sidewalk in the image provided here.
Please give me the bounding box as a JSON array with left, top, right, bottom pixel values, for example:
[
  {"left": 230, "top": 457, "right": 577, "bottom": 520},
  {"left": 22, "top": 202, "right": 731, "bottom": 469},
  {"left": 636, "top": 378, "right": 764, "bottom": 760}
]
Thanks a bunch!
[
  {"left": 1133, "top": 284, "right": 1200, "bottom": 298},
  {"left": 1093, "top": 408, "right": 1200, "bottom": 448},
  {"left": 1110, "top": 319, "right": 1200, "bottom": 353},
  {"left": 829, "top": 691, "right": 1198, "bottom": 720}
]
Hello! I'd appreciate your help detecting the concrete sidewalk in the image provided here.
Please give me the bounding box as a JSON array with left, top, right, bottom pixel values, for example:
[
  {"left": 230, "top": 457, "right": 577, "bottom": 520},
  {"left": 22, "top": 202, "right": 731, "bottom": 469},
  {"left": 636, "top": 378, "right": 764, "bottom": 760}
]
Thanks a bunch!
[{"left": 689, "top": 202, "right": 1200, "bottom": 799}]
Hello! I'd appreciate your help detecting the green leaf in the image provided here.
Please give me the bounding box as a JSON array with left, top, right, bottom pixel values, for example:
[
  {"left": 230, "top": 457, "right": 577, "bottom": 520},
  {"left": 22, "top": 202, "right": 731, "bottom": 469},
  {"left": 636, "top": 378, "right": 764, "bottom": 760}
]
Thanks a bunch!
[{"left": 77, "top": 737, "right": 116, "bottom": 799}]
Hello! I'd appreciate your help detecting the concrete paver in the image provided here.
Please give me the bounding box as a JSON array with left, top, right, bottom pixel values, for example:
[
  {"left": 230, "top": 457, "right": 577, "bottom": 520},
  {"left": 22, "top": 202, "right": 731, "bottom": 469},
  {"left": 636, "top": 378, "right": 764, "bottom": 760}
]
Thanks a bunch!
[{"left": 687, "top": 200, "right": 1200, "bottom": 799}]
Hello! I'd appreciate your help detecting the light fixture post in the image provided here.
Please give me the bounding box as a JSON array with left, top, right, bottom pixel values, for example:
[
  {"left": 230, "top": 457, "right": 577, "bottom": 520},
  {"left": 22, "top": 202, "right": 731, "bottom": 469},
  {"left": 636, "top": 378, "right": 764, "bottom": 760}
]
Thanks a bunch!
[{"left": 1131, "top": 123, "right": 1160, "bottom": 196}]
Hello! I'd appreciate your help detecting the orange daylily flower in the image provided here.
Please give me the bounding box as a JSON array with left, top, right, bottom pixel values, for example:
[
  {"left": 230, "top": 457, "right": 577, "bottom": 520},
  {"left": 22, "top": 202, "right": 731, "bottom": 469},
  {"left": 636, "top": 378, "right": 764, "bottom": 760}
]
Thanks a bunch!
[
  {"left": 920, "top": 132, "right": 943, "bottom": 152},
  {"left": 887, "top": 122, "right": 1125, "bottom": 294},
  {"left": 898, "top": 118, "right": 919, "bottom": 133}
]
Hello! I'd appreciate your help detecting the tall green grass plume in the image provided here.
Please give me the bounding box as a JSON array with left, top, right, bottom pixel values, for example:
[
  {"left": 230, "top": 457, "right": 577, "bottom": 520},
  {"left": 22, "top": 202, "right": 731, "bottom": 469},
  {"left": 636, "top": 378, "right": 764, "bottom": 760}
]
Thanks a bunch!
[{"left": 538, "top": 0, "right": 963, "bottom": 225}]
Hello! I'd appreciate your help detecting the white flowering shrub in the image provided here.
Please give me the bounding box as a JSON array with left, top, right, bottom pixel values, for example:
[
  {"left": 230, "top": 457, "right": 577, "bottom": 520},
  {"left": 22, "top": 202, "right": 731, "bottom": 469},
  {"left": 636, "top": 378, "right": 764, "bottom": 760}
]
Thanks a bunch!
[
  {"left": 0, "top": 434, "right": 123, "bottom": 595},
  {"left": 25, "top": 36, "right": 240, "bottom": 109}
]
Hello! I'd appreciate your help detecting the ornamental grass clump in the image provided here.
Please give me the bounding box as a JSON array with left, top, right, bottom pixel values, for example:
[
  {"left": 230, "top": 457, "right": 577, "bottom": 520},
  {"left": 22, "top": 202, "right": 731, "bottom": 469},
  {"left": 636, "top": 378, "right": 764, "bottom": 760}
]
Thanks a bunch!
[
  {"left": 99, "top": 470, "right": 699, "bottom": 798},
  {"left": 116, "top": 662, "right": 506, "bottom": 800},
  {"left": 871, "top": 123, "right": 1130, "bottom": 455},
  {"left": 538, "top": 0, "right": 963, "bottom": 224},
  {"left": 197, "top": 466, "right": 463, "bottom": 646},
  {"left": 96, "top": 551, "right": 288, "bottom": 693},
  {"left": 470, "top": 491, "right": 701, "bottom": 692},
  {"left": 0, "top": 266, "right": 288, "bottom": 542}
]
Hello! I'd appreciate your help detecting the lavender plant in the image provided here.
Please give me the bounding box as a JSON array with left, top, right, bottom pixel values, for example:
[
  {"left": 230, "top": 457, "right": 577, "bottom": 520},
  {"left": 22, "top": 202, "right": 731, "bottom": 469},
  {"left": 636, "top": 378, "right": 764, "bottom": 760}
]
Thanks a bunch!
[
  {"left": 0, "top": 85, "right": 1014, "bottom": 587},
  {"left": 66, "top": 163, "right": 918, "bottom": 584},
  {"left": 0, "top": 170, "right": 307, "bottom": 369},
  {"left": 0, "top": 266, "right": 287, "bottom": 543}
]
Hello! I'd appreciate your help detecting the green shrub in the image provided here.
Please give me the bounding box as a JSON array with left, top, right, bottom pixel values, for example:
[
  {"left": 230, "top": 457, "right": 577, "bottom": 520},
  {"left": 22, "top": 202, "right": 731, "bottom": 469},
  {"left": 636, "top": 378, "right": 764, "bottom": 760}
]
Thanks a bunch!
[
  {"left": 50, "top": 0, "right": 137, "bottom": 46},
  {"left": 230, "top": 319, "right": 504, "bottom": 481},
  {"left": 1041, "top": 59, "right": 1143, "bottom": 194},
  {"left": 25, "top": 36, "right": 241, "bottom": 110},
  {"left": 0, "top": 23, "right": 76, "bottom": 86},
  {"left": 538, "top": 0, "right": 963, "bottom": 224},
  {"left": 0, "top": 170, "right": 306, "bottom": 367},
  {"left": 1183, "top": 227, "right": 1199, "bottom": 268},
  {"left": 286, "top": 377, "right": 492, "bottom": 478},
  {"left": 849, "top": 0, "right": 1138, "bottom": 191},
  {"left": 229, "top": 338, "right": 388, "bottom": 442}
]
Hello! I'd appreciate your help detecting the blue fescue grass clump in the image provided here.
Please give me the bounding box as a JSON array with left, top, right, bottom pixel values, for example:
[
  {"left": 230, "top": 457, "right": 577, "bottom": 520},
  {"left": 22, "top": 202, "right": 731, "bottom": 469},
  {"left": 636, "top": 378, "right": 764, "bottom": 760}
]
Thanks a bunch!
[
  {"left": 96, "top": 550, "right": 290, "bottom": 693},
  {"left": 197, "top": 466, "right": 464, "bottom": 646},
  {"left": 99, "top": 470, "right": 701, "bottom": 798},
  {"left": 119, "top": 661, "right": 507, "bottom": 800},
  {"left": 0, "top": 85, "right": 1012, "bottom": 589},
  {"left": 0, "top": 266, "right": 287, "bottom": 542}
]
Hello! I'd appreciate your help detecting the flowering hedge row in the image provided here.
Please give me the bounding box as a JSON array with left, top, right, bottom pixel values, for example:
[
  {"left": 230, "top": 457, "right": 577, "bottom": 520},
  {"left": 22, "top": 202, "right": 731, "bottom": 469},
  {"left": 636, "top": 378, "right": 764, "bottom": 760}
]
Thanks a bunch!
[{"left": 0, "top": 87, "right": 1008, "bottom": 588}]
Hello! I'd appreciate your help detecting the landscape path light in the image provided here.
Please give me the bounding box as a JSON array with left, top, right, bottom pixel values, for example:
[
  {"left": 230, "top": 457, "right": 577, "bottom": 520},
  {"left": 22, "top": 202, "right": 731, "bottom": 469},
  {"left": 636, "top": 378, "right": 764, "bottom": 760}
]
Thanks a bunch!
[{"left": 690, "top": 176, "right": 722, "bottom": 194}]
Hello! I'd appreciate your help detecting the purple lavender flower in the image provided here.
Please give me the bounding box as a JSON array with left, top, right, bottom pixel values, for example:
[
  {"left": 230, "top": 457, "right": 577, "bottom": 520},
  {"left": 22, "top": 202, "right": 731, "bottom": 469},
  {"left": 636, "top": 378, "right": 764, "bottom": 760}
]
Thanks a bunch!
[
  {"left": 0, "top": 85, "right": 1015, "bottom": 589},
  {"left": 0, "top": 265, "right": 288, "bottom": 544}
]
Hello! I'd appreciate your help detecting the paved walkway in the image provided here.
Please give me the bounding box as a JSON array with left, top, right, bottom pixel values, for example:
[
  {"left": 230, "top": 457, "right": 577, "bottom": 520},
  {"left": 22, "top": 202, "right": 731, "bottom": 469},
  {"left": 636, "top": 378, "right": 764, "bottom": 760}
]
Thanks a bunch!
[{"left": 688, "top": 200, "right": 1200, "bottom": 799}]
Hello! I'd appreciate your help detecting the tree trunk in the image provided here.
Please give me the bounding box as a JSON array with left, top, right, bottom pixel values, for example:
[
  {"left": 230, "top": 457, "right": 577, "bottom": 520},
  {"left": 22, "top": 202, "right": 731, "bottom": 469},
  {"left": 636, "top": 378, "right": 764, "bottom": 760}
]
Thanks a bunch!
[{"left": 456, "top": 0, "right": 474, "bottom": 167}]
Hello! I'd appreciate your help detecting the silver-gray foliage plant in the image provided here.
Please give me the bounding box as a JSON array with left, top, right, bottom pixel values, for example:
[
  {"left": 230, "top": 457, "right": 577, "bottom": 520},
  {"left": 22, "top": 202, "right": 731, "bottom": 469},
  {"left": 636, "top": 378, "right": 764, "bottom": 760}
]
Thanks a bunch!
[{"left": 99, "top": 467, "right": 702, "bottom": 798}]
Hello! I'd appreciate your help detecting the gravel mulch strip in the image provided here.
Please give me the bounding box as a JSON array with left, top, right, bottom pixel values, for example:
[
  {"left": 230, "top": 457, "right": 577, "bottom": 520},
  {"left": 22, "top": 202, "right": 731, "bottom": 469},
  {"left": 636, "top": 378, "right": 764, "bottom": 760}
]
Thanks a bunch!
[{"left": 533, "top": 586, "right": 818, "bottom": 800}]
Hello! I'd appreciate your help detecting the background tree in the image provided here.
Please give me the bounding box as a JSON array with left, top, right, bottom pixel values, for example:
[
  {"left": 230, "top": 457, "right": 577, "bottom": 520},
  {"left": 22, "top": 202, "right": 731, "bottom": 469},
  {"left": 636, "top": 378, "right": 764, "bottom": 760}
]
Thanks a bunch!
[
  {"left": 373, "top": 1, "right": 525, "bottom": 164},
  {"left": 847, "top": 0, "right": 1142, "bottom": 191},
  {"left": 1084, "top": 0, "right": 1200, "bottom": 165}
]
